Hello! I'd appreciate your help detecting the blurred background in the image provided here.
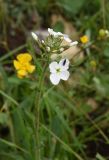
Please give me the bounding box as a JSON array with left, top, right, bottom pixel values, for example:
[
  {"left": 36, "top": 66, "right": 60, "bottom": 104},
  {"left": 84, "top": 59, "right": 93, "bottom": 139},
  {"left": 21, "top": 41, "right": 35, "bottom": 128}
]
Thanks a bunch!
[{"left": 0, "top": 0, "right": 106, "bottom": 51}]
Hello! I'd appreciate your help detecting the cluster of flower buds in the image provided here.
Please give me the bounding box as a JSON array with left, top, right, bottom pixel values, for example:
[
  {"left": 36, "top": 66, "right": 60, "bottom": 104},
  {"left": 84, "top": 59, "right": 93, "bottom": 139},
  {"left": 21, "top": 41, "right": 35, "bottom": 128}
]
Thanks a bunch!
[{"left": 32, "top": 28, "right": 78, "bottom": 56}]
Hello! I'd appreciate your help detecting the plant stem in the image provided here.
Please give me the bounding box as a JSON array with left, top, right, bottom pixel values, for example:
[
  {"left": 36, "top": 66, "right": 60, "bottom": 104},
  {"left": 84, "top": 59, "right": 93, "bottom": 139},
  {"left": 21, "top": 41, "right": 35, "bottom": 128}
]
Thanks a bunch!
[
  {"left": 101, "top": 0, "right": 106, "bottom": 28},
  {"left": 35, "top": 62, "right": 48, "bottom": 160}
]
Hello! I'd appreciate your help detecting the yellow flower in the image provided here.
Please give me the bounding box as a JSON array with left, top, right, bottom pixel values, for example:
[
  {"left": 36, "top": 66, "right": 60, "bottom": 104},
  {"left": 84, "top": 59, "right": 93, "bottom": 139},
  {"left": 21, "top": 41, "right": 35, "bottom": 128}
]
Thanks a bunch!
[
  {"left": 80, "top": 35, "right": 89, "bottom": 44},
  {"left": 13, "top": 53, "right": 35, "bottom": 78}
]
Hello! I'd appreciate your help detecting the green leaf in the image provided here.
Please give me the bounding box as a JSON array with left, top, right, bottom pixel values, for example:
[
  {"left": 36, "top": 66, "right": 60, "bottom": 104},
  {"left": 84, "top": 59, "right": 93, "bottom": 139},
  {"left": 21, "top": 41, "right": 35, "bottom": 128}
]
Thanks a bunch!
[
  {"left": 36, "top": 0, "right": 49, "bottom": 12},
  {"left": 93, "top": 75, "right": 109, "bottom": 97},
  {"left": 104, "top": 45, "right": 109, "bottom": 57},
  {"left": 96, "top": 153, "right": 106, "bottom": 160},
  {"left": 0, "top": 113, "right": 8, "bottom": 124},
  {"left": 57, "top": 0, "right": 86, "bottom": 15},
  {"left": 12, "top": 108, "right": 35, "bottom": 160},
  {"left": 53, "top": 21, "right": 64, "bottom": 33}
]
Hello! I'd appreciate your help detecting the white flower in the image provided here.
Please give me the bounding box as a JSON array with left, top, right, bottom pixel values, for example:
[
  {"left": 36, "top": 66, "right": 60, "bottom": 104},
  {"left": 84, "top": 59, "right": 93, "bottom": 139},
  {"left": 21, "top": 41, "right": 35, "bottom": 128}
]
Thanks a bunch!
[
  {"left": 70, "top": 41, "right": 78, "bottom": 46},
  {"left": 31, "top": 32, "right": 38, "bottom": 41},
  {"left": 49, "top": 59, "right": 70, "bottom": 85},
  {"left": 48, "top": 28, "right": 78, "bottom": 46},
  {"left": 48, "top": 28, "right": 62, "bottom": 38}
]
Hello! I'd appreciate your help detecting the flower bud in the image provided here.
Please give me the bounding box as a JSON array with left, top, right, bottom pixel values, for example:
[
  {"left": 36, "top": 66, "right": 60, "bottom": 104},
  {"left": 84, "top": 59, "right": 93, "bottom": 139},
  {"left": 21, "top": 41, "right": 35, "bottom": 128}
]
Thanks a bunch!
[
  {"left": 105, "top": 30, "right": 109, "bottom": 36},
  {"left": 60, "top": 48, "right": 64, "bottom": 52},
  {"left": 99, "top": 29, "right": 109, "bottom": 38},
  {"left": 50, "top": 54, "right": 58, "bottom": 60},
  {"left": 99, "top": 29, "right": 106, "bottom": 37},
  {"left": 46, "top": 46, "right": 50, "bottom": 52},
  {"left": 31, "top": 32, "right": 38, "bottom": 41},
  {"left": 90, "top": 60, "right": 97, "bottom": 68},
  {"left": 42, "top": 40, "right": 45, "bottom": 44}
]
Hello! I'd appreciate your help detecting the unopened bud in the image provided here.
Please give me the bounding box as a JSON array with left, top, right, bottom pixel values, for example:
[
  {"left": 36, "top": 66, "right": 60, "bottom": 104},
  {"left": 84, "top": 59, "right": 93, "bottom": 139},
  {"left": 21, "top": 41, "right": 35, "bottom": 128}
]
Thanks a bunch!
[
  {"left": 46, "top": 46, "right": 50, "bottom": 52},
  {"left": 31, "top": 32, "right": 38, "bottom": 41},
  {"left": 52, "top": 50, "right": 58, "bottom": 53},
  {"left": 99, "top": 29, "right": 106, "bottom": 37},
  {"left": 50, "top": 54, "right": 58, "bottom": 60},
  {"left": 90, "top": 60, "right": 97, "bottom": 68},
  {"left": 105, "top": 30, "right": 109, "bottom": 35},
  {"left": 60, "top": 36, "right": 64, "bottom": 40},
  {"left": 60, "top": 48, "right": 64, "bottom": 52},
  {"left": 42, "top": 40, "right": 45, "bottom": 44},
  {"left": 99, "top": 29, "right": 109, "bottom": 38}
]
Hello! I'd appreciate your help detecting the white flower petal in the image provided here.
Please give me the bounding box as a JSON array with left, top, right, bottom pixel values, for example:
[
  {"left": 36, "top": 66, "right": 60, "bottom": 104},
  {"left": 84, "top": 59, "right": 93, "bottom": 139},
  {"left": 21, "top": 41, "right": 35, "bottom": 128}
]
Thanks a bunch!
[
  {"left": 49, "top": 62, "right": 58, "bottom": 73},
  {"left": 57, "top": 32, "right": 63, "bottom": 36},
  {"left": 48, "top": 28, "right": 53, "bottom": 35},
  {"left": 63, "top": 34, "right": 68, "bottom": 37},
  {"left": 63, "top": 34, "right": 71, "bottom": 42},
  {"left": 48, "top": 28, "right": 63, "bottom": 37},
  {"left": 59, "top": 59, "right": 70, "bottom": 70},
  {"left": 48, "top": 28, "right": 57, "bottom": 37},
  {"left": 53, "top": 31, "right": 62, "bottom": 37},
  {"left": 53, "top": 33, "right": 59, "bottom": 37},
  {"left": 64, "top": 37, "right": 72, "bottom": 43},
  {"left": 50, "top": 73, "right": 60, "bottom": 85},
  {"left": 60, "top": 71, "right": 70, "bottom": 80},
  {"left": 70, "top": 41, "right": 78, "bottom": 46}
]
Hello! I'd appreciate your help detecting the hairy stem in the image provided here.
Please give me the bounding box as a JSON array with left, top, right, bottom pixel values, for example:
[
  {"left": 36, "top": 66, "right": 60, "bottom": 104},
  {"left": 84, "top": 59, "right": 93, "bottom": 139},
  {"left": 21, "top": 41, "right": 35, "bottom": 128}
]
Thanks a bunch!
[{"left": 35, "top": 61, "right": 48, "bottom": 160}]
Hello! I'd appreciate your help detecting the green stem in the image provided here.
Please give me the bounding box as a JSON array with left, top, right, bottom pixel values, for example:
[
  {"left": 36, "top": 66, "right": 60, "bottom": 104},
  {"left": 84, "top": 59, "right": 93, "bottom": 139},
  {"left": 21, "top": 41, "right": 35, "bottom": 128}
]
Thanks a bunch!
[
  {"left": 101, "top": 0, "right": 106, "bottom": 28},
  {"left": 35, "top": 62, "right": 48, "bottom": 160}
]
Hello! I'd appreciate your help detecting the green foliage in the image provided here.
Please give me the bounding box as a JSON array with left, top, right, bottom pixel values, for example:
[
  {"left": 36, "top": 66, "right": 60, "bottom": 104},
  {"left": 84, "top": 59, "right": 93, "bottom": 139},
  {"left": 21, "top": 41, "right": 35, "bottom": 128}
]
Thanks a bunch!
[
  {"left": 0, "top": 113, "right": 8, "bottom": 124},
  {"left": 36, "top": 0, "right": 49, "bottom": 13},
  {"left": 57, "top": 0, "right": 86, "bottom": 15},
  {"left": 96, "top": 153, "right": 106, "bottom": 160}
]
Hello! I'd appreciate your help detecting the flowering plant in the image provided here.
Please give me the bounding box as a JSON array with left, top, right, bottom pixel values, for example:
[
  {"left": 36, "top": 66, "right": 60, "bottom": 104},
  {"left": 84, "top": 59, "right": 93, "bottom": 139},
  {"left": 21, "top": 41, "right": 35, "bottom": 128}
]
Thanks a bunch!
[{"left": 12, "top": 28, "right": 102, "bottom": 160}]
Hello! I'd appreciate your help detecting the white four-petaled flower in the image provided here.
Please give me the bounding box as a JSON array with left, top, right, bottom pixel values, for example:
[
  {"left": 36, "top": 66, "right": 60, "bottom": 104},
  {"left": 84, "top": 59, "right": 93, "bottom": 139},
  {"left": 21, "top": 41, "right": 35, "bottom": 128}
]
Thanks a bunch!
[{"left": 49, "top": 59, "right": 70, "bottom": 85}]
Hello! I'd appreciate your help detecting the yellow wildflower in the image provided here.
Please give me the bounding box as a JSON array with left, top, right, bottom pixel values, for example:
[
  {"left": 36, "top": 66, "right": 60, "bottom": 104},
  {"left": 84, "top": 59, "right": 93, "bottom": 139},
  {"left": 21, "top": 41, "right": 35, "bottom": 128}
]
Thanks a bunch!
[
  {"left": 80, "top": 35, "right": 89, "bottom": 44},
  {"left": 13, "top": 53, "right": 35, "bottom": 78}
]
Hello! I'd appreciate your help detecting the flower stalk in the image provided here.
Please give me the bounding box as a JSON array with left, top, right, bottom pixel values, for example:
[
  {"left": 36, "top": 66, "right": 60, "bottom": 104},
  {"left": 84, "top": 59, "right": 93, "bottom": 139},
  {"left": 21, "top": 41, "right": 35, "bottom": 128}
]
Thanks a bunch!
[{"left": 35, "top": 59, "right": 49, "bottom": 160}]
